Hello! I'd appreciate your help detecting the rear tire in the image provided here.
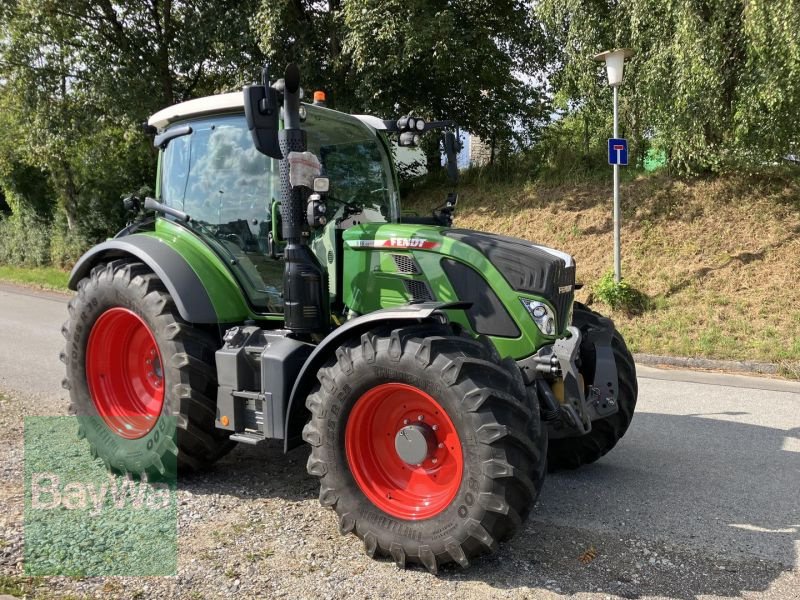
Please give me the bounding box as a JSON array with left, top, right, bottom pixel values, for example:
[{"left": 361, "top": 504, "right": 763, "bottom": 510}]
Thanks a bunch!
[
  {"left": 302, "top": 324, "right": 546, "bottom": 572},
  {"left": 546, "top": 303, "right": 637, "bottom": 471},
  {"left": 61, "top": 260, "right": 234, "bottom": 478}
]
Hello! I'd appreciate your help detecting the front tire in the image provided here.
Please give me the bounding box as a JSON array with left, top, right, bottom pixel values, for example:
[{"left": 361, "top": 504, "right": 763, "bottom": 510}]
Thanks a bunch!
[
  {"left": 546, "top": 303, "right": 638, "bottom": 471},
  {"left": 61, "top": 260, "right": 233, "bottom": 478},
  {"left": 302, "top": 324, "right": 546, "bottom": 572}
]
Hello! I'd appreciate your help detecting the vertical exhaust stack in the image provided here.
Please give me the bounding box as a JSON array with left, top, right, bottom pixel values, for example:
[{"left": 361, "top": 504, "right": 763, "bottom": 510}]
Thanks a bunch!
[{"left": 278, "top": 64, "right": 329, "bottom": 335}]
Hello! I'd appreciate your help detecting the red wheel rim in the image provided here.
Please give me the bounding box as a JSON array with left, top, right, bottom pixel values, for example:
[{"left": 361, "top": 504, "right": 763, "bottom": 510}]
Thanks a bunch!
[
  {"left": 85, "top": 308, "right": 164, "bottom": 439},
  {"left": 345, "top": 383, "right": 463, "bottom": 520}
]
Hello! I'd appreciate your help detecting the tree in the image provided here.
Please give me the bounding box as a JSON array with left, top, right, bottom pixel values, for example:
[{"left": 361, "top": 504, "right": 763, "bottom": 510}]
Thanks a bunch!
[
  {"left": 0, "top": 0, "right": 264, "bottom": 234},
  {"left": 254, "top": 0, "right": 550, "bottom": 169},
  {"left": 534, "top": 0, "right": 800, "bottom": 172}
]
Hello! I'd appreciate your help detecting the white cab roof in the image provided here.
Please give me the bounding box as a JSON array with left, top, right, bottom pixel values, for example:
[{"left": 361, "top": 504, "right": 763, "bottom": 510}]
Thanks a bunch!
[
  {"left": 148, "top": 92, "right": 243, "bottom": 129},
  {"left": 148, "top": 92, "right": 384, "bottom": 132}
]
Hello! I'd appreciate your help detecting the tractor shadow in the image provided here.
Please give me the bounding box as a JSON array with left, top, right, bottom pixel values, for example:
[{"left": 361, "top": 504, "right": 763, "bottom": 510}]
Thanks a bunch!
[
  {"left": 438, "top": 408, "right": 799, "bottom": 598},
  {"left": 178, "top": 440, "right": 316, "bottom": 503}
]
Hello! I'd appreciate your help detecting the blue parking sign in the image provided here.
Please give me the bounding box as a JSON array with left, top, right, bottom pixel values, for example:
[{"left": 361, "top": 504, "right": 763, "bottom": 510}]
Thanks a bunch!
[{"left": 608, "top": 138, "right": 628, "bottom": 165}]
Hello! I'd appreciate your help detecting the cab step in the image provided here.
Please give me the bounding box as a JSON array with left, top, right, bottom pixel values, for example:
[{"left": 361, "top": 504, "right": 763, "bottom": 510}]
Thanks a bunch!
[{"left": 229, "top": 431, "right": 266, "bottom": 445}]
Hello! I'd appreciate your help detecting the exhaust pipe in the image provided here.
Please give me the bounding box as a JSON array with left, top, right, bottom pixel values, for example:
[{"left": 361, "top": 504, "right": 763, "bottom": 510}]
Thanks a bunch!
[{"left": 278, "top": 64, "right": 329, "bottom": 335}]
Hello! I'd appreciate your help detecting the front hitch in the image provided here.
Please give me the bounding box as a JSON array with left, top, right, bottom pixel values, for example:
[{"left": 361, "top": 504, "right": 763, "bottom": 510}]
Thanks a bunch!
[{"left": 519, "top": 323, "right": 619, "bottom": 436}]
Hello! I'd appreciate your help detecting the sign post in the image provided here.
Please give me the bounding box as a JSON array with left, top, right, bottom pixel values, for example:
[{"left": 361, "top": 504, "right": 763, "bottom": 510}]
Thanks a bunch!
[{"left": 594, "top": 48, "right": 635, "bottom": 284}]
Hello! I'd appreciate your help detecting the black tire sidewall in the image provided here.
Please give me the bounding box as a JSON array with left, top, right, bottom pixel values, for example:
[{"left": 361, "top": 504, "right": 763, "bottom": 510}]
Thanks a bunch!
[
  {"left": 547, "top": 303, "right": 637, "bottom": 470},
  {"left": 66, "top": 269, "right": 178, "bottom": 476}
]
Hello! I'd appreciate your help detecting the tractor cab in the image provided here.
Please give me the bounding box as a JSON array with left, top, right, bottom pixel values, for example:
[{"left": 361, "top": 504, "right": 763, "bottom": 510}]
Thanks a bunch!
[{"left": 149, "top": 95, "right": 400, "bottom": 314}]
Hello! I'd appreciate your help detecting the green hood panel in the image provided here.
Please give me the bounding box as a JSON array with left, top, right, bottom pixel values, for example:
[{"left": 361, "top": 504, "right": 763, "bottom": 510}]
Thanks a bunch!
[{"left": 342, "top": 223, "right": 571, "bottom": 359}]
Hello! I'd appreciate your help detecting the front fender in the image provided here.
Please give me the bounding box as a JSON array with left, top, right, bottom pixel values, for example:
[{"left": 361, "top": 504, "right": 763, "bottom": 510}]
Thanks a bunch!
[
  {"left": 282, "top": 302, "right": 467, "bottom": 451},
  {"left": 68, "top": 236, "right": 218, "bottom": 323}
]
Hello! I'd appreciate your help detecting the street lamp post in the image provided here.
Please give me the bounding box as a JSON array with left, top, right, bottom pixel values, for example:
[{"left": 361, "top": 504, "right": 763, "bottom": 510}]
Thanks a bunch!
[{"left": 594, "top": 48, "right": 635, "bottom": 284}]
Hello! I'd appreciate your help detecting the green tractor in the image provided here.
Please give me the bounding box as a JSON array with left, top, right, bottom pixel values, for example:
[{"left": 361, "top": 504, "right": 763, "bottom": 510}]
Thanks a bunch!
[{"left": 62, "top": 64, "right": 636, "bottom": 572}]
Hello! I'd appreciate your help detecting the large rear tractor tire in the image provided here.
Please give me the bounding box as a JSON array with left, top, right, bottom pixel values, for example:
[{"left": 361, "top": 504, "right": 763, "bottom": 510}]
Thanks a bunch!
[
  {"left": 302, "top": 324, "right": 547, "bottom": 572},
  {"left": 61, "top": 260, "right": 234, "bottom": 478},
  {"left": 547, "top": 303, "right": 637, "bottom": 471}
]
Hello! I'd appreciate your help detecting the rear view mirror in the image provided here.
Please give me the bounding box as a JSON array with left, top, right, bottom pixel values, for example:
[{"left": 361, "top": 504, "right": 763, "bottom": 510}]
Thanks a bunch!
[
  {"left": 244, "top": 66, "right": 282, "bottom": 159},
  {"left": 444, "top": 131, "right": 459, "bottom": 183}
]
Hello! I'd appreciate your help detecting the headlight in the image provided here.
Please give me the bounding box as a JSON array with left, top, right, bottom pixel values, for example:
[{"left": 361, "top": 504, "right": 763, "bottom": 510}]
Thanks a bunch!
[{"left": 520, "top": 298, "right": 556, "bottom": 336}]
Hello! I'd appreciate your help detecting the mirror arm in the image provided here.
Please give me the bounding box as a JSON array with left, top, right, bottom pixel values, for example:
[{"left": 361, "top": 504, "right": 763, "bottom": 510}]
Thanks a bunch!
[
  {"left": 153, "top": 124, "right": 192, "bottom": 149},
  {"left": 143, "top": 197, "right": 190, "bottom": 222}
]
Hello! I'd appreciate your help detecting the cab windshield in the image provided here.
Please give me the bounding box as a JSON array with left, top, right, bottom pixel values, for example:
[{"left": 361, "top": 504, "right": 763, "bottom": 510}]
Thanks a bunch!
[{"left": 159, "top": 106, "right": 398, "bottom": 314}]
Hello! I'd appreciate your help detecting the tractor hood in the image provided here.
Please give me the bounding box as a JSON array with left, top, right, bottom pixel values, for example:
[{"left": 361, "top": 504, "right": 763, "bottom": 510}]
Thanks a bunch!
[
  {"left": 443, "top": 229, "right": 575, "bottom": 299},
  {"left": 342, "top": 223, "right": 576, "bottom": 360}
]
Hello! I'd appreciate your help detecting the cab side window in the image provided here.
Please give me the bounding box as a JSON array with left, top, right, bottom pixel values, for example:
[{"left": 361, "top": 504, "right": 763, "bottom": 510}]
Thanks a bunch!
[{"left": 159, "top": 114, "right": 284, "bottom": 313}]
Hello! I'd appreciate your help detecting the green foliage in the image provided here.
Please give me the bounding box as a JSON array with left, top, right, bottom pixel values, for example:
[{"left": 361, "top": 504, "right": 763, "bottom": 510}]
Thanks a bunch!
[
  {"left": 0, "top": 204, "right": 86, "bottom": 269},
  {"left": 535, "top": 0, "right": 800, "bottom": 173},
  {"left": 593, "top": 271, "right": 649, "bottom": 313},
  {"left": 0, "top": 0, "right": 264, "bottom": 268},
  {"left": 48, "top": 212, "right": 88, "bottom": 269},
  {"left": 254, "top": 0, "right": 550, "bottom": 157},
  {"left": 534, "top": 111, "right": 611, "bottom": 183},
  {"left": 0, "top": 206, "right": 51, "bottom": 267}
]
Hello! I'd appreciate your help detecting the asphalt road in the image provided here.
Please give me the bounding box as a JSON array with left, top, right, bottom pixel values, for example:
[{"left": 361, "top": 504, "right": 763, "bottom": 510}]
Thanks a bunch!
[{"left": 0, "top": 282, "right": 798, "bottom": 598}]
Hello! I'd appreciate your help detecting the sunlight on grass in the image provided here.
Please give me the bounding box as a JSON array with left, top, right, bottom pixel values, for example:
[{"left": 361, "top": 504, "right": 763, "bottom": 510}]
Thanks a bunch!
[
  {"left": 0, "top": 265, "right": 69, "bottom": 290},
  {"left": 406, "top": 172, "right": 800, "bottom": 370}
]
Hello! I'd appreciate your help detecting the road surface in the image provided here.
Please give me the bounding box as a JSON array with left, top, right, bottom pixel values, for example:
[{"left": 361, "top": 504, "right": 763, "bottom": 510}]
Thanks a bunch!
[{"left": 0, "top": 282, "right": 797, "bottom": 599}]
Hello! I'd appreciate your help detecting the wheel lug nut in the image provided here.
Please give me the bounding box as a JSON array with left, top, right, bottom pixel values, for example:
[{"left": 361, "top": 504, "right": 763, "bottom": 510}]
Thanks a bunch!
[
  {"left": 431, "top": 458, "right": 438, "bottom": 464},
  {"left": 146, "top": 359, "right": 151, "bottom": 365},
  {"left": 438, "top": 442, "right": 444, "bottom": 449},
  {"left": 432, "top": 424, "right": 439, "bottom": 431},
  {"left": 417, "top": 415, "right": 424, "bottom": 421},
  {"left": 403, "top": 419, "right": 409, "bottom": 425}
]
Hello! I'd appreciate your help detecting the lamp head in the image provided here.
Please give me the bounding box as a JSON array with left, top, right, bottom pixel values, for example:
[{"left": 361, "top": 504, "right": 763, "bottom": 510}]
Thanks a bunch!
[{"left": 593, "top": 48, "right": 635, "bottom": 87}]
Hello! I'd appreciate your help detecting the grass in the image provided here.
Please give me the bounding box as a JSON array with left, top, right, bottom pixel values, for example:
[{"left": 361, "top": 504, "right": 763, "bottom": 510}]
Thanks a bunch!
[
  {"left": 406, "top": 170, "right": 800, "bottom": 371},
  {"left": 0, "top": 575, "right": 42, "bottom": 597},
  {"left": 0, "top": 264, "right": 70, "bottom": 291}
]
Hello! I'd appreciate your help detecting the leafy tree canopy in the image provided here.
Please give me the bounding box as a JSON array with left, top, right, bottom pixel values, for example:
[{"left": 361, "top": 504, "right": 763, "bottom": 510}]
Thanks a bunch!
[
  {"left": 535, "top": 0, "right": 800, "bottom": 172},
  {"left": 0, "top": 0, "right": 263, "bottom": 231},
  {"left": 254, "top": 0, "right": 551, "bottom": 165}
]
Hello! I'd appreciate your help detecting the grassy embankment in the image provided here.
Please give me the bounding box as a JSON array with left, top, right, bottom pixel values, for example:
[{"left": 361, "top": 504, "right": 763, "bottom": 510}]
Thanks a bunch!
[{"left": 405, "top": 172, "right": 800, "bottom": 376}]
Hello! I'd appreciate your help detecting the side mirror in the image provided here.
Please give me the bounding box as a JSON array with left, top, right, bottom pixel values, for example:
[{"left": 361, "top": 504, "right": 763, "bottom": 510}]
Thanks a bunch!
[
  {"left": 244, "top": 66, "right": 282, "bottom": 159},
  {"left": 444, "top": 131, "right": 459, "bottom": 183}
]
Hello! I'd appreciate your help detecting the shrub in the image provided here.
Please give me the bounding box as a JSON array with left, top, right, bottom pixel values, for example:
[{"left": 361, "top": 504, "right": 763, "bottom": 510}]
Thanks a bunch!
[
  {"left": 593, "top": 271, "right": 650, "bottom": 313},
  {"left": 0, "top": 207, "right": 51, "bottom": 267},
  {"left": 49, "top": 213, "right": 88, "bottom": 269}
]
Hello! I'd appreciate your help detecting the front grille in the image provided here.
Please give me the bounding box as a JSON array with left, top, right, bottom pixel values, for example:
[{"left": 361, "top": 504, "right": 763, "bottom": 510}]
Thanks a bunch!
[
  {"left": 392, "top": 254, "right": 420, "bottom": 274},
  {"left": 554, "top": 265, "right": 576, "bottom": 332},
  {"left": 403, "top": 279, "right": 434, "bottom": 302}
]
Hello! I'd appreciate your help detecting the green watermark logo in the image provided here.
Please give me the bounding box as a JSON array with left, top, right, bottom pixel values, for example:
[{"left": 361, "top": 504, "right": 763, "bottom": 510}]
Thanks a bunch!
[{"left": 24, "top": 417, "right": 177, "bottom": 576}]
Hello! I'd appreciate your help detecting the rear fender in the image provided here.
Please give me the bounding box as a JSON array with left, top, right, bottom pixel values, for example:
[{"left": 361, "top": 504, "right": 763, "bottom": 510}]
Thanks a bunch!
[{"left": 68, "top": 236, "right": 217, "bottom": 323}]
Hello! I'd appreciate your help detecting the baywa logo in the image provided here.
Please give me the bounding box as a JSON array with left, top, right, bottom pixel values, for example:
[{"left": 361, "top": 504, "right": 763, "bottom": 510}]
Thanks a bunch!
[
  {"left": 24, "top": 417, "right": 177, "bottom": 577},
  {"left": 30, "top": 472, "right": 172, "bottom": 516}
]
